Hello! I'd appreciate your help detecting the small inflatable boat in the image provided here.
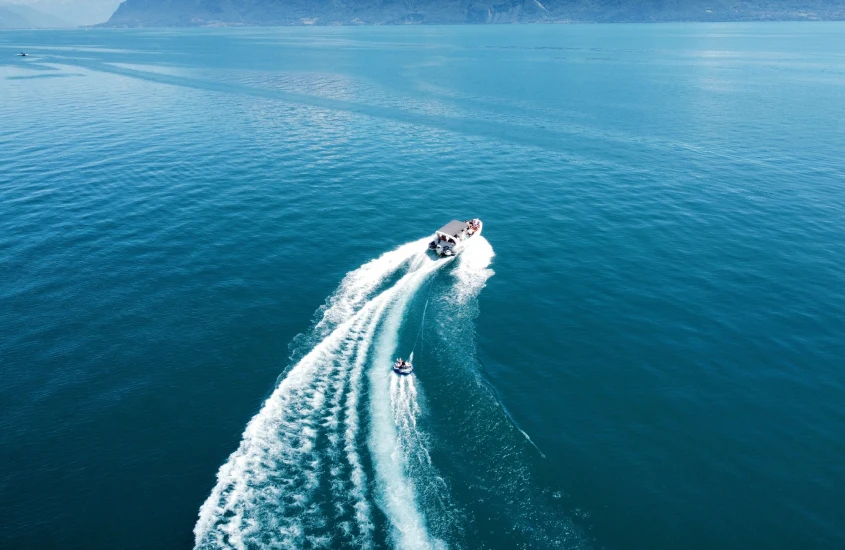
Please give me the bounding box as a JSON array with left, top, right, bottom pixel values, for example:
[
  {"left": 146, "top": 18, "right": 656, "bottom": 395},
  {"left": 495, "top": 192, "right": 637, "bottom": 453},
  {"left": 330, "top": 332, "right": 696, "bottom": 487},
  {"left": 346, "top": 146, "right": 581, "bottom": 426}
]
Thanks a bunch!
[{"left": 393, "top": 358, "right": 413, "bottom": 375}]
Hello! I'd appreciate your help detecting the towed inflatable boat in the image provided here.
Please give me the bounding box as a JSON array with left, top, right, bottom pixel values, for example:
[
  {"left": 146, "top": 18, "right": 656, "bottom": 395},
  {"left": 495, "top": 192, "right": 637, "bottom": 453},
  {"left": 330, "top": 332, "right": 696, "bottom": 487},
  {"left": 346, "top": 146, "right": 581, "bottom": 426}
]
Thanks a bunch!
[
  {"left": 393, "top": 358, "right": 413, "bottom": 375},
  {"left": 428, "top": 218, "right": 482, "bottom": 257}
]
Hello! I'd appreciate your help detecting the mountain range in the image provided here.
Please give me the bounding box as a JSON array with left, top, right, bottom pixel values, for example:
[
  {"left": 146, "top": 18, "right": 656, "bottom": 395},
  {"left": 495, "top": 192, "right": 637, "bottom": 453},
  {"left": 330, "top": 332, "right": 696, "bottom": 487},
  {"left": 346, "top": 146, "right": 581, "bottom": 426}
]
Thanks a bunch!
[
  {"left": 104, "top": 0, "right": 845, "bottom": 26},
  {"left": 0, "top": 0, "right": 121, "bottom": 27},
  {"left": 0, "top": 2, "right": 69, "bottom": 27}
]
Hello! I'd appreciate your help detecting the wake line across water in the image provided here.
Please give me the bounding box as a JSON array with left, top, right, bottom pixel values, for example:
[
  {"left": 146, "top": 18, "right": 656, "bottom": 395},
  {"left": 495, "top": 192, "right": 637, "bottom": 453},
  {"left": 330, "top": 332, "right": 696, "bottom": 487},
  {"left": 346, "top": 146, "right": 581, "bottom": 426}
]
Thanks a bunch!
[
  {"left": 368, "top": 256, "right": 448, "bottom": 550},
  {"left": 28, "top": 58, "right": 656, "bottom": 165},
  {"left": 194, "top": 237, "right": 479, "bottom": 550}
]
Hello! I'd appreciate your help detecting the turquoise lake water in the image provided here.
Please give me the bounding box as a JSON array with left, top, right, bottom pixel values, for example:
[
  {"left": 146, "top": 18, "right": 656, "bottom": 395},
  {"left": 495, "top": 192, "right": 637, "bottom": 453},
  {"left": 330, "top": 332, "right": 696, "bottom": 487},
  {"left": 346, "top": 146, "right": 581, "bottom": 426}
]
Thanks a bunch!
[{"left": 1, "top": 23, "right": 844, "bottom": 550}]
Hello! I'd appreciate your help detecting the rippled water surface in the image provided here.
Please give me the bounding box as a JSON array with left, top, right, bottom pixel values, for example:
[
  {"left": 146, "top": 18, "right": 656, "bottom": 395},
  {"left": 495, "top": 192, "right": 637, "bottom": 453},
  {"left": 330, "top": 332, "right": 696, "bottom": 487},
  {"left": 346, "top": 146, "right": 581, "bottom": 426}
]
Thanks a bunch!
[{"left": 2, "top": 24, "right": 844, "bottom": 550}]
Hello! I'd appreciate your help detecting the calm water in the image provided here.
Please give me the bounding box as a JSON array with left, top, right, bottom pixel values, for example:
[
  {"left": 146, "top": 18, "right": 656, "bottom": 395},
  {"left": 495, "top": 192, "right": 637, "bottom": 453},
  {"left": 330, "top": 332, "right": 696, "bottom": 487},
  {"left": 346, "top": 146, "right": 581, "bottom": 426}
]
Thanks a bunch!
[{"left": 2, "top": 23, "right": 844, "bottom": 550}]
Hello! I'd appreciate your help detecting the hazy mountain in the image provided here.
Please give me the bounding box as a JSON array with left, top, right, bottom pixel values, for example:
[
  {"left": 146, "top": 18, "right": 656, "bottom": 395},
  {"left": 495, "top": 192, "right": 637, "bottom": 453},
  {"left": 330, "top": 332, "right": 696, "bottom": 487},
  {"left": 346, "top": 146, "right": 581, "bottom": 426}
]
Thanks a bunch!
[
  {"left": 104, "top": 0, "right": 845, "bottom": 26},
  {"left": 3, "top": 0, "right": 121, "bottom": 26},
  {"left": 0, "top": 2, "right": 70, "bottom": 27}
]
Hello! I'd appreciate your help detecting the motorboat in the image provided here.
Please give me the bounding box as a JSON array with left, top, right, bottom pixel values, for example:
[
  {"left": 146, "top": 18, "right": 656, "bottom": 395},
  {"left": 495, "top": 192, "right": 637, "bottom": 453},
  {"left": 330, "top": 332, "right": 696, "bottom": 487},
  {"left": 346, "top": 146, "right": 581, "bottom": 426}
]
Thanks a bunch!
[
  {"left": 18, "top": 52, "right": 27, "bottom": 57},
  {"left": 393, "top": 358, "right": 413, "bottom": 375},
  {"left": 428, "top": 218, "right": 482, "bottom": 257}
]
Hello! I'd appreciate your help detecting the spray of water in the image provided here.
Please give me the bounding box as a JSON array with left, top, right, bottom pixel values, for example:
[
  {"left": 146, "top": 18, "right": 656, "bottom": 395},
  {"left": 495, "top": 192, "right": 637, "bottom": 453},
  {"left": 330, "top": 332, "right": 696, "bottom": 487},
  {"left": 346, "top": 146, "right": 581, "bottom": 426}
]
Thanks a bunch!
[
  {"left": 195, "top": 239, "right": 424, "bottom": 547},
  {"left": 367, "top": 257, "right": 448, "bottom": 550},
  {"left": 195, "top": 237, "right": 497, "bottom": 549}
]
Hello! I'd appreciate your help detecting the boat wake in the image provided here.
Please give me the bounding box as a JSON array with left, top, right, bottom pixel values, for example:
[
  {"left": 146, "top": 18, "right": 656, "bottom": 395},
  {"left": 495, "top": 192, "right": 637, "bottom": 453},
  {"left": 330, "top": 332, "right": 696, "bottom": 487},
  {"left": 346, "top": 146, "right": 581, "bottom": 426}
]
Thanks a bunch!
[{"left": 194, "top": 237, "right": 493, "bottom": 550}]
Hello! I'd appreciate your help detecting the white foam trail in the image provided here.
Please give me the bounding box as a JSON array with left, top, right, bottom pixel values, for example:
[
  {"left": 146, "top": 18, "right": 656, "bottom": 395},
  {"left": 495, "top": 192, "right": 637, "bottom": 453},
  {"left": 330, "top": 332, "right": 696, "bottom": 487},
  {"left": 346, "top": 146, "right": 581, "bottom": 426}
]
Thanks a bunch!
[
  {"left": 368, "top": 257, "right": 449, "bottom": 550},
  {"left": 194, "top": 237, "right": 480, "bottom": 550},
  {"left": 391, "top": 375, "right": 434, "bottom": 470},
  {"left": 361, "top": 240, "right": 495, "bottom": 550},
  {"left": 339, "top": 291, "right": 393, "bottom": 548},
  {"left": 313, "top": 239, "right": 428, "bottom": 338},
  {"left": 194, "top": 240, "right": 430, "bottom": 549},
  {"left": 450, "top": 237, "right": 495, "bottom": 305},
  {"left": 195, "top": 308, "right": 373, "bottom": 549}
]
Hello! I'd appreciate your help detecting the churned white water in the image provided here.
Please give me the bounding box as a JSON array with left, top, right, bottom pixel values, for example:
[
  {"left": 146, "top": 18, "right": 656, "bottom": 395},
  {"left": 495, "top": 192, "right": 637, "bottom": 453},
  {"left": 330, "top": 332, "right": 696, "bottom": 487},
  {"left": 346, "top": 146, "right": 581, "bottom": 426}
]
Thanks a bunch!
[{"left": 194, "top": 237, "right": 493, "bottom": 549}]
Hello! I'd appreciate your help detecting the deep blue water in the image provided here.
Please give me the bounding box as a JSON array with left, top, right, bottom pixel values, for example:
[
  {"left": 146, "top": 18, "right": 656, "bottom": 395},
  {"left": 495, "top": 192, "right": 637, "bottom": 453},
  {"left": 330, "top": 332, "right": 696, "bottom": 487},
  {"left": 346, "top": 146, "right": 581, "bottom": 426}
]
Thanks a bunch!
[{"left": 2, "top": 23, "right": 844, "bottom": 550}]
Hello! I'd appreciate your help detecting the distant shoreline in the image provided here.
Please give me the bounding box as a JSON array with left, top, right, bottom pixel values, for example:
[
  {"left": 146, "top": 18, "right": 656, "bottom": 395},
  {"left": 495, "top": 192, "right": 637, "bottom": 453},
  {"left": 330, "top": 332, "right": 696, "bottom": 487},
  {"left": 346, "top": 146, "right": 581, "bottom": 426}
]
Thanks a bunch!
[
  {"left": 95, "top": 17, "right": 845, "bottom": 29},
  {"left": 98, "top": 0, "right": 845, "bottom": 29},
  {"left": 7, "top": 17, "right": 845, "bottom": 31}
]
